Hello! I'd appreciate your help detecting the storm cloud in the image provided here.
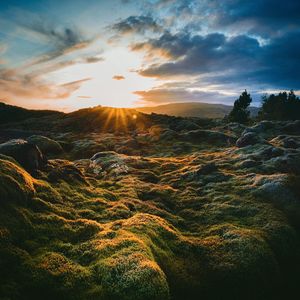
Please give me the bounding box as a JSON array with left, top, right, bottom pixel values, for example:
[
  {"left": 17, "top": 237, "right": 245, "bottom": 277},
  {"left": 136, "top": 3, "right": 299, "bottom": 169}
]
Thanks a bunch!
[{"left": 134, "top": 29, "right": 300, "bottom": 91}]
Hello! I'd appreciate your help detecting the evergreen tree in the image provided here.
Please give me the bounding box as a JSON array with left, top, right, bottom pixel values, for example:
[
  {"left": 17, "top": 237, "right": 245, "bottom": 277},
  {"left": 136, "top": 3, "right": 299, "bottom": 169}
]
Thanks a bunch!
[
  {"left": 227, "top": 90, "right": 252, "bottom": 124},
  {"left": 258, "top": 90, "right": 300, "bottom": 120}
]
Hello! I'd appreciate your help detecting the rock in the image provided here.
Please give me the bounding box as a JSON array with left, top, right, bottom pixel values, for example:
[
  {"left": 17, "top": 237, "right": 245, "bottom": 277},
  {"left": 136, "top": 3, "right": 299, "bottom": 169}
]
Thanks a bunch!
[
  {"left": 259, "top": 145, "right": 284, "bottom": 159},
  {"left": 268, "top": 153, "right": 300, "bottom": 175},
  {"left": 236, "top": 132, "right": 260, "bottom": 148},
  {"left": 270, "top": 135, "right": 300, "bottom": 149},
  {"left": 46, "top": 159, "right": 86, "bottom": 183},
  {"left": 91, "top": 151, "right": 129, "bottom": 177},
  {"left": 242, "top": 121, "right": 276, "bottom": 135},
  {"left": 253, "top": 174, "right": 298, "bottom": 205},
  {"left": 196, "top": 163, "right": 218, "bottom": 175},
  {"left": 237, "top": 159, "right": 258, "bottom": 169},
  {"left": 27, "top": 135, "right": 63, "bottom": 155},
  {"left": 0, "top": 157, "right": 35, "bottom": 203},
  {"left": 283, "top": 138, "right": 298, "bottom": 149},
  {"left": 73, "top": 159, "right": 103, "bottom": 176},
  {"left": 0, "top": 139, "right": 45, "bottom": 172},
  {"left": 282, "top": 120, "right": 300, "bottom": 134}
]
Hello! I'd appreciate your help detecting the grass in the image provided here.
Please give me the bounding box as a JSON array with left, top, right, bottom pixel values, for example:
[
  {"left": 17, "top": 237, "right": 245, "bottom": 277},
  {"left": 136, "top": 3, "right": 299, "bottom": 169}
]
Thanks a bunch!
[{"left": 0, "top": 116, "right": 300, "bottom": 299}]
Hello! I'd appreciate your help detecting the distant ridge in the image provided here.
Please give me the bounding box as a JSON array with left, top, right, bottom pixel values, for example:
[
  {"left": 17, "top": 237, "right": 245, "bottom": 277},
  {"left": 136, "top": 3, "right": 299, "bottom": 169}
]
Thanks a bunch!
[
  {"left": 0, "top": 102, "right": 63, "bottom": 125},
  {"left": 136, "top": 102, "right": 259, "bottom": 119}
]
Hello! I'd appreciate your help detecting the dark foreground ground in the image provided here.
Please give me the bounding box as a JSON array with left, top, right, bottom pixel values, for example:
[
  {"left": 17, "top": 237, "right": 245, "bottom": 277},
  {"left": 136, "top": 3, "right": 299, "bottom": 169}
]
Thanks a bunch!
[{"left": 0, "top": 105, "right": 300, "bottom": 299}]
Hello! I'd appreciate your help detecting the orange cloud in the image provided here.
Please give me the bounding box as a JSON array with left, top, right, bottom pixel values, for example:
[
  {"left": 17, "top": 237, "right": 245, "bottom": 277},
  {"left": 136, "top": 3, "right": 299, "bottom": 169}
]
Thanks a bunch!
[{"left": 113, "top": 75, "right": 125, "bottom": 80}]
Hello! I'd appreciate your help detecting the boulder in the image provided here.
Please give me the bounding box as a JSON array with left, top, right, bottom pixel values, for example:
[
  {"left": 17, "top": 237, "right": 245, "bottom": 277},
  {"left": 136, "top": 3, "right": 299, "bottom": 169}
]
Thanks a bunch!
[
  {"left": 253, "top": 174, "right": 298, "bottom": 205},
  {"left": 267, "top": 153, "right": 300, "bottom": 175},
  {"left": 270, "top": 135, "right": 300, "bottom": 149},
  {"left": 46, "top": 159, "right": 86, "bottom": 183},
  {"left": 245, "top": 121, "right": 275, "bottom": 133},
  {"left": 259, "top": 145, "right": 284, "bottom": 159},
  {"left": 237, "top": 159, "right": 258, "bottom": 169},
  {"left": 196, "top": 163, "right": 218, "bottom": 175},
  {"left": 27, "top": 135, "right": 63, "bottom": 155},
  {"left": 73, "top": 159, "right": 103, "bottom": 176},
  {"left": 91, "top": 151, "right": 129, "bottom": 177},
  {"left": 282, "top": 120, "right": 300, "bottom": 134},
  {"left": 0, "top": 139, "right": 45, "bottom": 172},
  {"left": 0, "top": 157, "right": 35, "bottom": 204},
  {"left": 236, "top": 132, "right": 260, "bottom": 148}
]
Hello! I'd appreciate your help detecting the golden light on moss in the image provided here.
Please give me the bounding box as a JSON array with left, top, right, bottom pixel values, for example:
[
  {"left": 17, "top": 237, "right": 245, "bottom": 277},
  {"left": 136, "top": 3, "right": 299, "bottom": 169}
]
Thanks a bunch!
[{"left": 102, "top": 108, "right": 139, "bottom": 132}]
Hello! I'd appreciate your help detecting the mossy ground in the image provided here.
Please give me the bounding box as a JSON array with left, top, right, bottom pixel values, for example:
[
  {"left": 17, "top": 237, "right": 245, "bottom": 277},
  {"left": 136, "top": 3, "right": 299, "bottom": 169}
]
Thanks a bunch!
[{"left": 1, "top": 117, "right": 300, "bottom": 299}]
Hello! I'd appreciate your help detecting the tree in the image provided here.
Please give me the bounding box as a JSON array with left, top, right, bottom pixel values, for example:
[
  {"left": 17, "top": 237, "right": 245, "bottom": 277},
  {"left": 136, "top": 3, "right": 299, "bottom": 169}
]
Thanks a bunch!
[
  {"left": 258, "top": 90, "right": 300, "bottom": 121},
  {"left": 227, "top": 90, "right": 252, "bottom": 124}
]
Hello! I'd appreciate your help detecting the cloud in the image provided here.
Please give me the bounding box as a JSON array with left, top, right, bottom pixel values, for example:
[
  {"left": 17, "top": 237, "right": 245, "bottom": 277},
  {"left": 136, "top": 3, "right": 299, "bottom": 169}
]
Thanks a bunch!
[
  {"left": 84, "top": 56, "right": 105, "bottom": 63},
  {"left": 9, "top": 10, "right": 98, "bottom": 67},
  {"left": 136, "top": 32, "right": 260, "bottom": 76},
  {"left": 77, "top": 95, "right": 92, "bottom": 99},
  {"left": 134, "top": 30, "right": 300, "bottom": 91},
  {"left": 0, "top": 12, "right": 103, "bottom": 105},
  {"left": 113, "top": 75, "right": 125, "bottom": 80},
  {"left": 0, "top": 67, "right": 91, "bottom": 103},
  {"left": 204, "top": 0, "right": 300, "bottom": 37},
  {"left": 134, "top": 87, "right": 234, "bottom": 105},
  {"left": 142, "top": 0, "right": 300, "bottom": 37},
  {"left": 112, "top": 15, "right": 162, "bottom": 35}
]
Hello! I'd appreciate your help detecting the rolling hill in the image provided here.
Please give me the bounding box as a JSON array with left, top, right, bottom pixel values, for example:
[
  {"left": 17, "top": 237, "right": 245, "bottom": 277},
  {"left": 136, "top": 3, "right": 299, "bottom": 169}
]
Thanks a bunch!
[{"left": 137, "top": 102, "right": 259, "bottom": 118}]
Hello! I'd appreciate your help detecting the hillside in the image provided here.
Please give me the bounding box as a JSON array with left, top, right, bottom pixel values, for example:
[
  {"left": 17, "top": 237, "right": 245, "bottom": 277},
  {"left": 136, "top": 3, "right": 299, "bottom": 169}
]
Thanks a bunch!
[
  {"left": 136, "top": 102, "right": 259, "bottom": 118},
  {"left": 0, "top": 102, "right": 63, "bottom": 125},
  {"left": 0, "top": 104, "right": 300, "bottom": 300}
]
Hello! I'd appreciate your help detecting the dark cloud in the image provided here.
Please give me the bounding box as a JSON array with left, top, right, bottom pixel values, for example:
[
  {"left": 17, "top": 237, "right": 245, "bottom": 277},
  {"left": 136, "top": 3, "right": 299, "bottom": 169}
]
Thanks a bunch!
[
  {"left": 148, "top": 0, "right": 300, "bottom": 37},
  {"left": 136, "top": 32, "right": 260, "bottom": 76},
  {"left": 20, "top": 17, "right": 85, "bottom": 49},
  {"left": 113, "top": 75, "right": 125, "bottom": 80},
  {"left": 112, "top": 15, "right": 162, "bottom": 35},
  {"left": 206, "top": 0, "right": 300, "bottom": 36},
  {"left": 135, "top": 29, "right": 300, "bottom": 91}
]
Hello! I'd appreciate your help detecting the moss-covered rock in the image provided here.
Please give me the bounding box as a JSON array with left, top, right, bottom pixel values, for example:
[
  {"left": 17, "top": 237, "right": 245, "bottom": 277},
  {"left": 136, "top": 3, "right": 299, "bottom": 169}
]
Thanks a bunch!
[
  {"left": 27, "top": 135, "right": 63, "bottom": 155},
  {"left": 0, "top": 158, "right": 35, "bottom": 204}
]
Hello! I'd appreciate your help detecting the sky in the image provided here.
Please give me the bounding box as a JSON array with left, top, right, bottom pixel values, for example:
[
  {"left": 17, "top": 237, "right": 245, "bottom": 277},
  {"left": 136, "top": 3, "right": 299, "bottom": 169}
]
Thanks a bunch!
[{"left": 0, "top": 0, "right": 299, "bottom": 111}]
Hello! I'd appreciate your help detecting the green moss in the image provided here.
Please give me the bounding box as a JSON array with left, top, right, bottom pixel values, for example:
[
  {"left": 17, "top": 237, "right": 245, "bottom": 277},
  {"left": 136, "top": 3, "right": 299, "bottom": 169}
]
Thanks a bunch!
[
  {"left": 95, "top": 252, "right": 170, "bottom": 300},
  {"left": 0, "top": 159, "right": 35, "bottom": 204},
  {"left": 1, "top": 120, "right": 300, "bottom": 299}
]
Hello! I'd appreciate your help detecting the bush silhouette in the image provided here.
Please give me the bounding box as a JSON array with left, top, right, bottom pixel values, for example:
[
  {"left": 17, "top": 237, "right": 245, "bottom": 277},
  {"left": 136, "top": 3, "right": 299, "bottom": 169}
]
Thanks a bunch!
[
  {"left": 227, "top": 90, "right": 252, "bottom": 124},
  {"left": 258, "top": 90, "right": 300, "bottom": 121}
]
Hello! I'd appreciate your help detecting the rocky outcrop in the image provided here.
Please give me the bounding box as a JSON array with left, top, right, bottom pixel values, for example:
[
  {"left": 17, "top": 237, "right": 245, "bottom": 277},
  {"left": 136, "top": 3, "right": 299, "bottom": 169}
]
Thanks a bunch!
[
  {"left": 91, "top": 151, "right": 129, "bottom": 177},
  {"left": 236, "top": 132, "right": 261, "bottom": 147},
  {"left": 27, "top": 135, "right": 63, "bottom": 155},
  {"left": 0, "top": 139, "right": 45, "bottom": 172}
]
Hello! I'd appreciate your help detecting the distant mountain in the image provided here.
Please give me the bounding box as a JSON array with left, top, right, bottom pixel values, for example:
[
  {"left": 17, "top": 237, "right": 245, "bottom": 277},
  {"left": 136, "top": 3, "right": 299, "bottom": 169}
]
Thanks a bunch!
[
  {"left": 0, "top": 102, "right": 63, "bottom": 125},
  {"left": 136, "top": 102, "right": 259, "bottom": 118}
]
